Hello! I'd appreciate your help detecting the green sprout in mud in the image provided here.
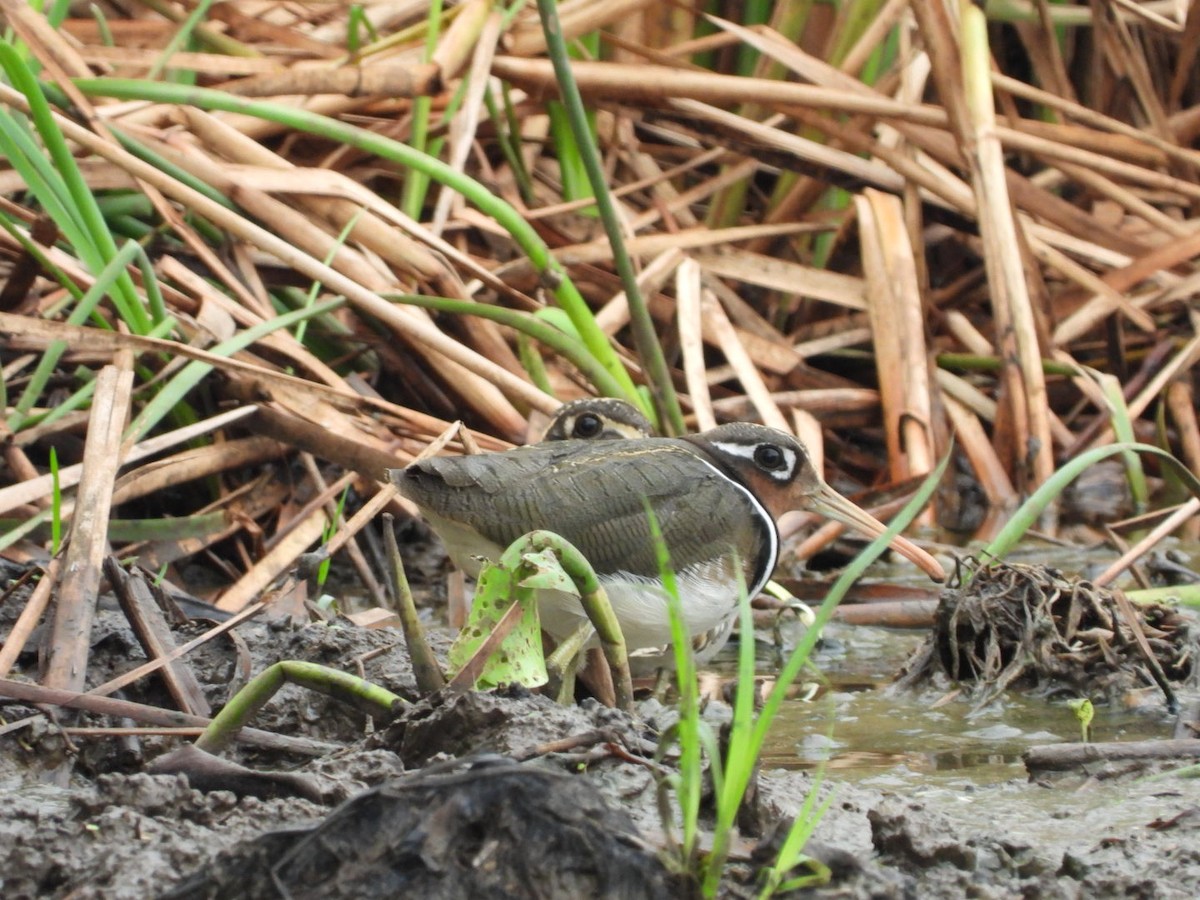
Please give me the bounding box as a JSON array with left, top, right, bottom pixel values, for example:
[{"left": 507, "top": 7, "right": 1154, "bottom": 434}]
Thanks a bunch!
[
  {"left": 1067, "top": 698, "right": 1094, "bottom": 744},
  {"left": 193, "top": 529, "right": 632, "bottom": 752},
  {"left": 316, "top": 486, "right": 352, "bottom": 590},
  {"left": 445, "top": 530, "right": 632, "bottom": 708},
  {"left": 49, "top": 447, "right": 61, "bottom": 556}
]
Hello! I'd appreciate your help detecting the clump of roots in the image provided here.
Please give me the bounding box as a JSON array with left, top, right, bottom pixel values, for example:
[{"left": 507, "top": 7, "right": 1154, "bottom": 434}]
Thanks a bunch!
[{"left": 896, "top": 558, "right": 1196, "bottom": 708}]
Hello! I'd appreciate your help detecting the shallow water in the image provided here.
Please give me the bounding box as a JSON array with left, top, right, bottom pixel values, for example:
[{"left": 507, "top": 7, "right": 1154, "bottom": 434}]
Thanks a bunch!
[
  {"left": 711, "top": 529, "right": 1200, "bottom": 859},
  {"left": 738, "top": 616, "right": 1200, "bottom": 855}
]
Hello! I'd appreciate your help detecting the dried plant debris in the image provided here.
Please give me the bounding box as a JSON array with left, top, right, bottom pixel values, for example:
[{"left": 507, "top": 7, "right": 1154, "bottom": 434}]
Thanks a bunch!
[{"left": 896, "top": 560, "right": 1197, "bottom": 708}]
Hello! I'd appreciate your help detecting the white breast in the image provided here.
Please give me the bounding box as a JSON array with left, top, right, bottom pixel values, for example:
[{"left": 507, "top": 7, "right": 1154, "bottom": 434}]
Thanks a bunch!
[
  {"left": 423, "top": 512, "right": 744, "bottom": 666},
  {"left": 537, "top": 561, "right": 742, "bottom": 656}
]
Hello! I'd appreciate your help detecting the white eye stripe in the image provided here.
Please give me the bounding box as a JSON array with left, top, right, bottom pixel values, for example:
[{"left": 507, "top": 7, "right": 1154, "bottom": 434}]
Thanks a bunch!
[{"left": 709, "top": 440, "right": 798, "bottom": 482}]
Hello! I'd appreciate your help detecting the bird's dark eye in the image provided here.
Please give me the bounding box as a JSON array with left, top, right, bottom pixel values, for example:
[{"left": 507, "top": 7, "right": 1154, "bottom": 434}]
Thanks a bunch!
[
  {"left": 754, "top": 443, "right": 786, "bottom": 471},
  {"left": 573, "top": 414, "right": 603, "bottom": 438}
]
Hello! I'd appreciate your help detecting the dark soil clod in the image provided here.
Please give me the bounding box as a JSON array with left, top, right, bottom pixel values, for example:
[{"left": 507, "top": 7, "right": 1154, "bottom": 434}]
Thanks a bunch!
[{"left": 165, "top": 756, "right": 682, "bottom": 900}]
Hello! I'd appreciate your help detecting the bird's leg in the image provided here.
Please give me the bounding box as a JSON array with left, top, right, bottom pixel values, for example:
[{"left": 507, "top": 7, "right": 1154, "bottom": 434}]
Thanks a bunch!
[
  {"left": 545, "top": 621, "right": 593, "bottom": 704},
  {"left": 649, "top": 666, "right": 674, "bottom": 703}
]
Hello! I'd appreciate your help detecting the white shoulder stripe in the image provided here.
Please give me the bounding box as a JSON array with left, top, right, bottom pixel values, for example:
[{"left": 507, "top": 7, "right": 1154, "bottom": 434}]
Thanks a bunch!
[{"left": 689, "top": 455, "right": 779, "bottom": 598}]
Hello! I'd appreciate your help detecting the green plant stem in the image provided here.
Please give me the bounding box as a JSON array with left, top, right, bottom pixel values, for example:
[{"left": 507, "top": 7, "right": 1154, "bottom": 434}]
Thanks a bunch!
[
  {"left": 544, "top": 620, "right": 590, "bottom": 702},
  {"left": 0, "top": 511, "right": 235, "bottom": 542},
  {"left": 983, "top": 0, "right": 1101, "bottom": 26},
  {"left": 980, "top": 442, "right": 1200, "bottom": 564},
  {"left": 523, "top": 530, "right": 633, "bottom": 711},
  {"left": 385, "top": 293, "right": 628, "bottom": 400},
  {"left": 486, "top": 85, "right": 535, "bottom": 205},
  {"left": 73, "top": 78, "right": 644, "bottom": 410},
  {"left": 130, "top": 0, "right": 259, "bottom": 56},
  {"left": 1095, "top": 373, "right": 1148, "bottom": 511},
  {"left": 517, "top": 332, "right": 555, "bottom": 395},
  {"left": 533, "top": 0, "right": 684, "bottom": 435},
  {"left": 8, "top": 238, "right": 144, "bottom": 431},
  {"left": 147, "top": 0, "right": 216, "bottom": 80},
  {"left": 194, "top": 661, "right": 404, "bottom": 755},
  {"left": 936, "top": 352, "right": 1078, "bottom": 376},
  {"left": 383, "top": 512, "right": 446, "bottom": 694},
  {"left": 1126, "top": 585, "right": 1200, "bottom": 608}
]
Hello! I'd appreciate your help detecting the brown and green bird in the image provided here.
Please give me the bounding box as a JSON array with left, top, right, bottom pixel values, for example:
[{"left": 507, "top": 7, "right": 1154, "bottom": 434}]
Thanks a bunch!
[
  {"left": 538, "top": 397, "right": 655, "bottom": 442},
  {"left": 391, "top": 420, "right": 944, "bottom": 665}
]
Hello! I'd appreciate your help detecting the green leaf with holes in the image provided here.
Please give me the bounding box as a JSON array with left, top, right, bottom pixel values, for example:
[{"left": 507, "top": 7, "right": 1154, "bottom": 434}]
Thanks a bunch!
[
  {"left": 447, "top": 558, "right": 547, "bottom": 690},
  {"left": 517, "top": 547, "right": 581, "bottom": 595}
]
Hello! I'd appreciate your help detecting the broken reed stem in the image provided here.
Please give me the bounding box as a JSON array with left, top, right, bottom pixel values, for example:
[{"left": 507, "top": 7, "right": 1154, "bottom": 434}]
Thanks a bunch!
[
  {"left": 957, "top": 0, "right": 1054, "bottom": 490},
  {"left": 857, "top": 190, "right": 935, "bottom": 496},
  {"left": 44, "top": 361, "right": 133, "bottom": 694},
  {"left": 0, "top": 676, "right": 336, "bottom": 755}
]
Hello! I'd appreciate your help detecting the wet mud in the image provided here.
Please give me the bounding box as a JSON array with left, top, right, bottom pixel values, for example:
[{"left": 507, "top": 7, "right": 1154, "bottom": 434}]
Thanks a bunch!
[{"left": 3, "top": 591, "right": 1200, "bottom": 898}]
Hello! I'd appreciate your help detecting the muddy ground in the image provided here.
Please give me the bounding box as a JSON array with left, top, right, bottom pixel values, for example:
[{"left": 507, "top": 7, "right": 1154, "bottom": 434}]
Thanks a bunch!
[{"left": 3, "top": 588, "right": 1200, "bottom": 898}]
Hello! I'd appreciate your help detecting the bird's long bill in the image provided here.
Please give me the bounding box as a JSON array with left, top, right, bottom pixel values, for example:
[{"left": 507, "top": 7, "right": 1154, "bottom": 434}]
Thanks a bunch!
[{"left": 809, "top": 483, "right": 945, "bottom": 582}]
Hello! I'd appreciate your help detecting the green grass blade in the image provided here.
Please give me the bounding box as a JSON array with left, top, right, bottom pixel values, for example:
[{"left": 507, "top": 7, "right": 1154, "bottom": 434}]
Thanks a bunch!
[
  {"left": 316, "top": 486, "right": 351, "bottom": 589},
  {"left": 1094, "top": 370, "right": 1149, "bottom": 512},
  {"left": 17, "top": 317, "right": 176, "bottom": 434},
  {"left": 124, "top": 299, "right": 344, "bottom": 444},
  {"left": 0, "top": 107, "right": 89, "bottom": 246},
  {"left": 760, "top": 783, "right": 836, "bottom": 896},
  {"left": 384, "top": 293, "right": 624, "bottom": 400},
  {"left": 487, "top": 84, "right": 535, "bottom": 205},
  {"left": 742, "top": 452, "right": 950, "bottom": 807},
  {"left": 533, "top": 0, "right": 682, "bottom": 433},
  {"left": 90, "top": 4, "right": 116, "bottom": 47},
  {"left": 981, "top": 442, "right": 1200, "bottom": 563},
  {"left": 8, "top": 238, "right": 144, "bottom": 431},
  {"left": 701, "top": 564, "right": 758, "bottom": 894},
  {"left": 49, "top": 447, "right": 61, "bottom": 555},
  {"left": 0, "top": 42, "right": 150, "bottom": 334},
  {"left": 546, "top": 100, "right": 594, "bottom": 208},
  {"left": 400, "top": 0, "right": 443, "bottom": 217},
  {"left": 147, "top": 0, "right": 216, "bottom": 80},
  {"left": 645, "top": 502, "right": 702, "bottom": 865}
]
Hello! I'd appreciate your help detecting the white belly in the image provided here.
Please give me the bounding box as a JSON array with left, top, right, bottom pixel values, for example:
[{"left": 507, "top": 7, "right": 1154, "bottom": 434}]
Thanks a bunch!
[
  {"left": 537, "top": 565, "right": 740, "bottom": 657},
  {"left": 424, "top": 513, "right": 742, "bottom": 664}
]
